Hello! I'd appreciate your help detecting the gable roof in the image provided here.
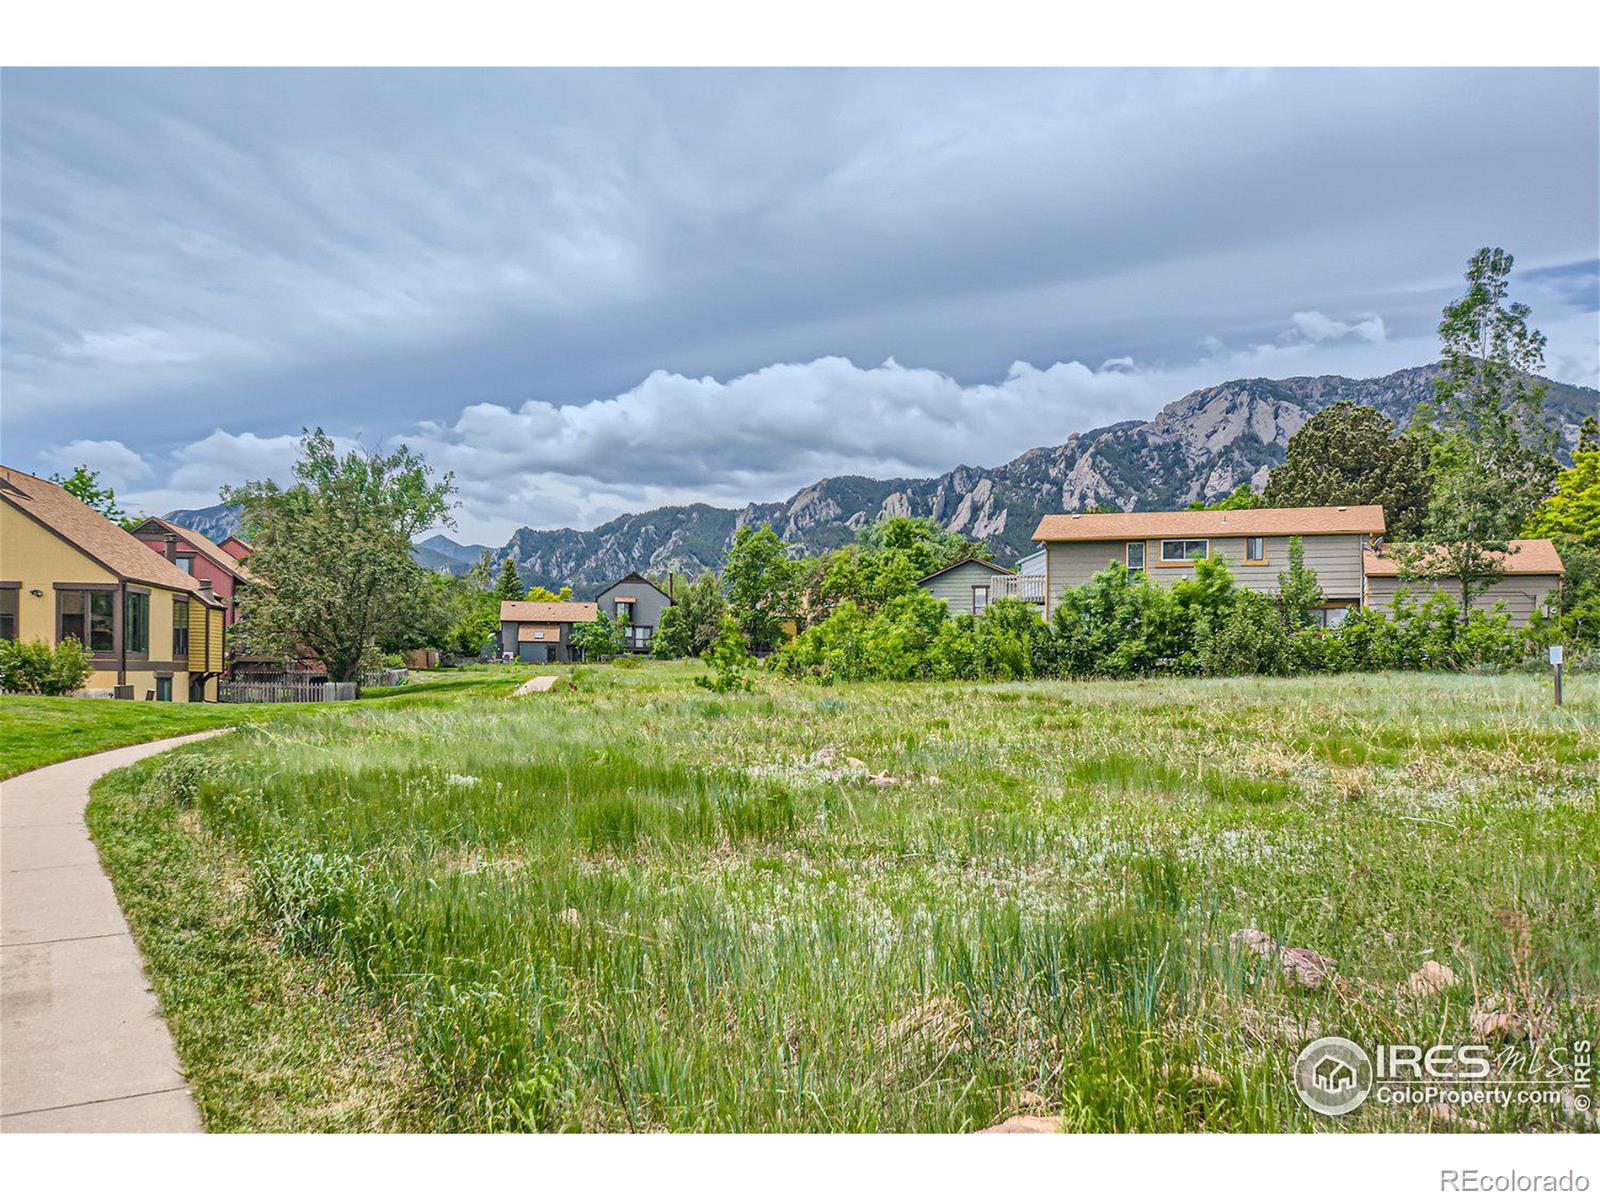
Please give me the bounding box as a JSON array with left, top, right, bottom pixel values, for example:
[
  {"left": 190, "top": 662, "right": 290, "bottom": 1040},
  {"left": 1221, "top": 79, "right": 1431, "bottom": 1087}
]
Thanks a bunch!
[
  {"left": 596, "top": 570, "right": 673, "bottom": 603},
  {"left": 1032, "top": 505, "right": 1386, "bottom": 542},
  {"left": 0, "top": 466, "right": 224, "bottom": 603},
  {"left": 130, "top": 516, "right": 252, "bottom": 581},
  {"left": 500, "top": 599, "right": 599, "bottom": 623},
  {"left": 916, "top": 556, "right": 1016, "bottom": 585},
  {"left": 1364, "top": 539, "right": 1564, "bottom": 578}
]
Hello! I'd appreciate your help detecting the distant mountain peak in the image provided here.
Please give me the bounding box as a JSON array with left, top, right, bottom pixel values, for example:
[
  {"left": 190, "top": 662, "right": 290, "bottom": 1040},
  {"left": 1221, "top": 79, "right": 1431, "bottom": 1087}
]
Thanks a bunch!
[{"left": 163, "top": 363, "right": 1596, "bottom": 597}]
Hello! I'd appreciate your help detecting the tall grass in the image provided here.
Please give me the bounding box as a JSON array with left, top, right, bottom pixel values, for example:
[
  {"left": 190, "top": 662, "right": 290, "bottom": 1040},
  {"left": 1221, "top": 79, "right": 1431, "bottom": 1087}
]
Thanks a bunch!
[{"left": 92, "top": 663, "right": 1598, "bottom": 1131}]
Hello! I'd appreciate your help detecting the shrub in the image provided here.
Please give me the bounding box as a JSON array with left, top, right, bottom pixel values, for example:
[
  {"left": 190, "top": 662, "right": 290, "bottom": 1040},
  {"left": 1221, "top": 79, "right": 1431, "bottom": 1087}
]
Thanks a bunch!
[
  {"left": 695, "top": 616, "right": 755, "bottom": 692},
  {"left": 570, "top": 611, "right": 627, "bottom": 660},
  {"left": 1201, "top": 591, "right": 1291, "bottom": 677},
  {"left": 0, "top": 637, "right": 94, "bottom": 695}
]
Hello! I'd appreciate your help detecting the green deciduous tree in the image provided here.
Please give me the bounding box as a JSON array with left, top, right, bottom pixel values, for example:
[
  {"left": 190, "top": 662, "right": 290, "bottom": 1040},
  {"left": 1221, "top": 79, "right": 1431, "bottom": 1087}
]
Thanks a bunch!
[
  {"left": 1262, "top": 402, "right": 1432, "bottom": 538},
  {"left": 653, "top": 572, "right": 727, "bottom": 658},
  {"left": 1274, "top": 536, "right": 1325, "bottom": 630},
  {"left": 525, "top": 584, "right": 574, "bottom": 602},
  {"left": 1186, "top": 482, "right": 1263, "bottom": 511},
  {"left": 51, "top": 465, "right": 132, "bottom": 527},
  {"left": 1403, "top": 247, "right": 1561, "bottom": 615},
  {"left": 721, "top": 524, "right": 797, "bottom": 652},
  {"left": 694, "top": 615, "right": 755, "bottom": 692},
  {"left": 570, "top": 610, "right": 626, "bottom": 660},
  {"left": 1524, "top": 427, "right": 1600, "bottom": 645},
  {"left": 222, "top": 429, "right": 455, "bottom": 682}
]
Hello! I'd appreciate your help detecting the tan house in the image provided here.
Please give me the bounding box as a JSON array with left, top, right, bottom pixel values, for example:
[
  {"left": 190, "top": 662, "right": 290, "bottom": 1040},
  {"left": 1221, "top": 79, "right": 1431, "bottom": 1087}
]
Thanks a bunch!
[
  {"left": 1029, "top": 504, "right": 1561, "bottom": 629},
  {"left": 1032, "top": 505, "right": 1385, "bottom": 627},
  {"left": 1364, "top": 539, "right": 1563, "bottom": 624},
  {"left": 499, "top": 599, "right": 599, "bottom": 664},
  {"left": 1, "top": 466, "right": 227, "bottom": 700}
]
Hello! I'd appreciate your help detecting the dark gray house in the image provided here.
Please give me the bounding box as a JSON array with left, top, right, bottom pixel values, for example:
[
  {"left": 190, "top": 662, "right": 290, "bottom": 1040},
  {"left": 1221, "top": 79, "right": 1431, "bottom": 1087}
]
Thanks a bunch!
[
  {"left": 499, "top": 599, "right": 599, "bottom": 663},
  {"left": 594, "top": 571, "right": 674, "bottom": 653}
]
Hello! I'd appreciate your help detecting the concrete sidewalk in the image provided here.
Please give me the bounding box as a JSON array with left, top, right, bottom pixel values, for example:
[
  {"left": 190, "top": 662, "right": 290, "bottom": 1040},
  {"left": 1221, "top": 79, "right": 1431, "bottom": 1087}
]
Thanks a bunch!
[{"left": 2, "top": 731, "right": 229, "bottom": 1133}]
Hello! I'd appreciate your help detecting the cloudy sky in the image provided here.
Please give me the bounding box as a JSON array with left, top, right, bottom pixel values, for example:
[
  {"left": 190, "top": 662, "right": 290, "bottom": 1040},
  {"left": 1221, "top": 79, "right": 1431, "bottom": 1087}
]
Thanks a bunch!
[{"left": 2, "top": 68, "right": 1596, "bottom": 544}]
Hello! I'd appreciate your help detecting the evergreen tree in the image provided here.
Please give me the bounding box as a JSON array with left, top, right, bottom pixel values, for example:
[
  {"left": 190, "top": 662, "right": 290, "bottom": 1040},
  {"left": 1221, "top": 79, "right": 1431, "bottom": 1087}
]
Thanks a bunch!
[
  {"left": 494, "top": 558, "right": 524, "bottom": 602},
  {"left": 1262, "top": 402, "right": 1432, "bottom": 537}
]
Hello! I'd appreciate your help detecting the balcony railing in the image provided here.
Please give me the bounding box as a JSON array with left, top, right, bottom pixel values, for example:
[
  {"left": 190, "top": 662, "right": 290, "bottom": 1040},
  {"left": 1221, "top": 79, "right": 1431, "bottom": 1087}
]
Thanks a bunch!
[{"left": 996, "top": 574, "right": 1047, "bottom": 603}]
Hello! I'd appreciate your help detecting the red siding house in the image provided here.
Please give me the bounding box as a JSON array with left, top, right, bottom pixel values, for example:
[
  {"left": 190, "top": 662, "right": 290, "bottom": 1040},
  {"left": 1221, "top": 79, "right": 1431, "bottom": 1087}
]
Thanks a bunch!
[{"left": 129, "top": 517, "right": 252, "bottom": 628}]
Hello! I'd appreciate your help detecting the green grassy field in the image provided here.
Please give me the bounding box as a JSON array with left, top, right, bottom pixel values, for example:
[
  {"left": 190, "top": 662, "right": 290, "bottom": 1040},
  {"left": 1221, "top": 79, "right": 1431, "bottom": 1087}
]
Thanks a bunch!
[
  {"left": 0, "top": 664, "right": 536, "bottom": 777},
  {"left": 79, "top": 662, "right": 1598, "bottom": 1132}
]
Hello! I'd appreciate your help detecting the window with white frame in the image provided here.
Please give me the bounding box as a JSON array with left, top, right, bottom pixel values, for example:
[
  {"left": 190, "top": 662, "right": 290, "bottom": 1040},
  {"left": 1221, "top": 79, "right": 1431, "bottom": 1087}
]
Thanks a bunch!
[{"left": 1160, "top": 538, "right": 1209, "bottom": 563}]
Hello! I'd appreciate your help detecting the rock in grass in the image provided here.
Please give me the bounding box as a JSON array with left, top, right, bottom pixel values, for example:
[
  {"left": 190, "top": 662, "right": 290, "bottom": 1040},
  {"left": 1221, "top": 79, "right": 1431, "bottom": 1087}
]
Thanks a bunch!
[
  {"left": 1280, "top": 946, "right": 1333, "bottom": 989},
  {"left": 513, "top": 675, "right": 559, "bottom": 696},
  {"left": 1230, "top": 928, "right": 1279, "bottom": 960},
  {"left": 1405, "top": 960, "right": 1457, "bottom": 997},
  {"left": 1470, "top": 998, "right": 1542, "bottom": 1041},
  {"left": 980, "top": 1114, "right": 1060, "bottom": 1133}
]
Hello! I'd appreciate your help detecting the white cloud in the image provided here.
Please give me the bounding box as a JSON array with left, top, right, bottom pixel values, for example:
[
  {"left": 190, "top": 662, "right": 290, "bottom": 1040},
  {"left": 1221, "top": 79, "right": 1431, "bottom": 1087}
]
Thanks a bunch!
[
  {"left": 41, "top": 438, "right": 152, "bottom": 488},
  {"left": 1290, "top": 310, "right": 1387, "bottom": 345}
]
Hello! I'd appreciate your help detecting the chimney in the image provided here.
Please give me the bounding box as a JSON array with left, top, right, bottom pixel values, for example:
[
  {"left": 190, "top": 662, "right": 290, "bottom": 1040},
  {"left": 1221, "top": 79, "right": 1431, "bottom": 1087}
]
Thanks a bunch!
[
  {"left": 163, "top": 532, "right": 178, "bottom": 562},
  {"left": 198, "top": 579, "right": 214, "bottom": 601}
]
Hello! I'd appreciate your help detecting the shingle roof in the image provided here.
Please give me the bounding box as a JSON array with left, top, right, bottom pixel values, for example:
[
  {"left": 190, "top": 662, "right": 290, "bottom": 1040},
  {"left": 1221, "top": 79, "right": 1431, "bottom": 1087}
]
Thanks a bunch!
[
  {"left": 916, "top": 556, "right": 1016, "bottom": 585},
  {"left": 131, "top": 516, "right": 252, "bottom": 581},
  {"left": 0, "top": 466, "right": 224, "bottom": 603},
  {"left": 500, "top": 600, "right": 599, "bottom": 623},
  {"left": 1364, "top": 539, "right": 1564, "bottom": 578},
  {"left": 1032, "top": 504, "right": 1387, "bottom": 542}
]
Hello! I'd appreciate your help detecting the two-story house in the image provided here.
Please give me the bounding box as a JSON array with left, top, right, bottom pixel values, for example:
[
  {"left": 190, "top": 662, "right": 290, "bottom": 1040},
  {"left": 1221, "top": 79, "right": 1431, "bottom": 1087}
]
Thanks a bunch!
[
  {"left": 1, "top": 466, "right": 227, "bottom": 700},
  {"left": 1029, "top": 504, "right": 1561, "bottom": 628},
  {"left": 129, "top": 516, "right": 252, "bottom": 627},
  {"left": 1031, "top": 505, "right": 1386, "bottom": 627},
  {"left": 594, "top": 572, "right": 674, "bottom": 652},
  {"left": 499, "top": 599, "right": 599, "bottom": 663}
]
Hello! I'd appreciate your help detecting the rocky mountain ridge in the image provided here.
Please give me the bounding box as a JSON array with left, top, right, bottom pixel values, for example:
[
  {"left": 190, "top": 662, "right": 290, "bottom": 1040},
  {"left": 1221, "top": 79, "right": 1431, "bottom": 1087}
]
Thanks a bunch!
[{"left": 168, "top": 363, "right": 1596, "bottom": 596}]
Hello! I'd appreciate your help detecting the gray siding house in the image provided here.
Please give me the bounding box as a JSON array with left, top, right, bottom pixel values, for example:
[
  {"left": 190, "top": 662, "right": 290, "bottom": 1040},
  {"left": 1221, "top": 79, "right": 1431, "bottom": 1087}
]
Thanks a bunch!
[
  {"left": 499, "top": 599, "right": 599, "bottom": 663},
  {"left": 1364, "top": 540, "right": 1563, "bottom": 626},
  {"left": 595, "top": 571, "right": 674, "bottom": 653},
  {"left": 1032, "top": 505, "right": 1387, "bottom": 627},
  {"left": 917, "top": 557, "right": 1016, "bottom": 616}
]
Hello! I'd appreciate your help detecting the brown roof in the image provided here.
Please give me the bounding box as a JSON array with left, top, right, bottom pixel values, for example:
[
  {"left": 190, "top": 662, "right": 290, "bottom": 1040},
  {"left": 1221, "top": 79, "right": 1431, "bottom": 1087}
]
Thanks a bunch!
[
  {"left": 131, "top": 516, "right": 252, "bottom": 581},
  {"left": 1032, "top": 504, "right": 1387, "bottom": 542},
  {"left": 500, "top": 599, "right": 598, "bottom": 623},
  {"left": 0, "top": 466, "right": 224, "bottom": 603},
  {"left": 1364, "top": 539, "right": 1564, "bottom": 578}
]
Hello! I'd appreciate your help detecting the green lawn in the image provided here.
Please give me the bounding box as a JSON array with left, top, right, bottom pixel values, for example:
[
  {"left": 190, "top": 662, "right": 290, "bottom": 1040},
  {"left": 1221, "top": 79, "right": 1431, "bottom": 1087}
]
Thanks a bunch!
[
  {"left": 0, "top": 663, "right": 538, "bottom": 778},
  {"left": 83, "top": 662, "right": 1598, "bottom": 1132}
]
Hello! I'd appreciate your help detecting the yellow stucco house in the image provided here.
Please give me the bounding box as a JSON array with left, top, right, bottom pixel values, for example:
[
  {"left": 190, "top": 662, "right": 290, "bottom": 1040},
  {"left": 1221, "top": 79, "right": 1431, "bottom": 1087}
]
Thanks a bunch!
[{"left": 1, "top": 466, "right": 227, "bottom": 701}]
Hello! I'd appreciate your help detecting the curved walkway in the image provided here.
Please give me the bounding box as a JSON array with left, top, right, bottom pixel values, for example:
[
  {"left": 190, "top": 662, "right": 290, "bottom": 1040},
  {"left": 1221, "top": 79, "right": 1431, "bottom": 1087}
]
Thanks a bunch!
[{"left": 1, "top": 730, "right": 229, "bottom": 1133}]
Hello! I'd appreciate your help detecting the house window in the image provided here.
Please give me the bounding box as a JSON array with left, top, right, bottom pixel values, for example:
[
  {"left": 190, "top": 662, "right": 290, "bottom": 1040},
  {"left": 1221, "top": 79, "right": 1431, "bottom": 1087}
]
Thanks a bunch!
[
  {"left": 0, "top": 587, "right": 17, "bottom": 642},
  {"left": 972, "top": 584, "right": 990, "bottom": 614},
  {"left": 1317, "top": 605, "right": 1352, "bottom": 629},
  {"left": 61, "top": 590, "right": 115, "bottom": 652},
  {"left": 1125, "top": 542, "right": 1145, "bottom": 574},
  {"left": 173, "top": 599, "right": 189, "bottom": 656},
  {"left": 615, "top": 600, "right": 634, "bottom": 625},
  {"left": 1245, "top": 536, "right": 1266, "bottom": 564},
  {"left": 155, "top": 675, "right": 173, "bottom": 702},
  {"left": 1160, "top": 538, "right": 1209, "bottom": 563},
  {"left": 175, "top": 555, "right": 195, "bottom": 575},
  {"left": 124, "top": 592, "right": 149, "bottom": 654}
]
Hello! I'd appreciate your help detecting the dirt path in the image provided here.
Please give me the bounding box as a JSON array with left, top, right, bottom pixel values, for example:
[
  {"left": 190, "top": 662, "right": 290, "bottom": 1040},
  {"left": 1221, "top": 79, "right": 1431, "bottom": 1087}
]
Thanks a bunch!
[{"left": 1, "top": 729, "right": 230, "bottom": 1132}]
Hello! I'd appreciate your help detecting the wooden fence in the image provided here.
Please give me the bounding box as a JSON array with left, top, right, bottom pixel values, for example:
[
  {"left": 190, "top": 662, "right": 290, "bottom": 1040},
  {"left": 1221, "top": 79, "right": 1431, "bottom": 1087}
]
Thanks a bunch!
[
  {"left": 219, "top": 680, "right": 359, "bottom": 704},
  {"left": 358, "top": 668, "right": 409, "bottom": 688}
]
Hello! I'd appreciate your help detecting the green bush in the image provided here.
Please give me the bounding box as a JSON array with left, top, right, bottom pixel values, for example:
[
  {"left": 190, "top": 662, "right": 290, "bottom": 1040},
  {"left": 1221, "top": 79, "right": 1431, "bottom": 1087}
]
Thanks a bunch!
[
  {"left": 695, "top": 616, "right": 754, "bottom": 692},
  {"left": 0, "top": 637, "right": 94, "bottom": 695},
  {"left": 1201, "top": 591, "right": 1292, "bottom": 676}
]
